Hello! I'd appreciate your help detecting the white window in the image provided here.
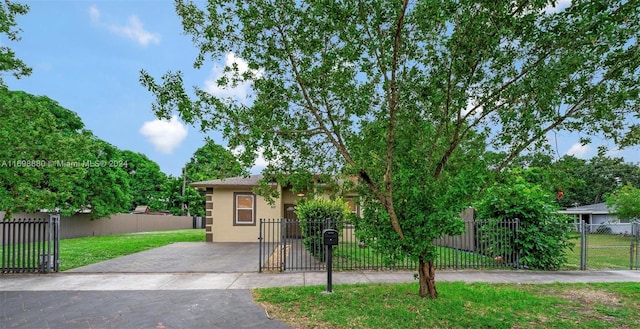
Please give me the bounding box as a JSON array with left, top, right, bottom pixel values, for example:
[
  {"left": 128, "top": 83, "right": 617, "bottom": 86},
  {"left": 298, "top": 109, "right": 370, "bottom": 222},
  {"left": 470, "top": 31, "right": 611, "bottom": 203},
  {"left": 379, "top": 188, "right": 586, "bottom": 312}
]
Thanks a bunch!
[{"left": 234, "top": 193, "right": 255, "bottom": 225}]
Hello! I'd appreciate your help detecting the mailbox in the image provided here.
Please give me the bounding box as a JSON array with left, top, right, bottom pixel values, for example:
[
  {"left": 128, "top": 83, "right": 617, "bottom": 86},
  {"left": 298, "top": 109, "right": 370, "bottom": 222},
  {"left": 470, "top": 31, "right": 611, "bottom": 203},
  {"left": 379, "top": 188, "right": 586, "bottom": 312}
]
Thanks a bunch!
[{"left": 323, "top": 229, "right": 339, "bottom": 246}]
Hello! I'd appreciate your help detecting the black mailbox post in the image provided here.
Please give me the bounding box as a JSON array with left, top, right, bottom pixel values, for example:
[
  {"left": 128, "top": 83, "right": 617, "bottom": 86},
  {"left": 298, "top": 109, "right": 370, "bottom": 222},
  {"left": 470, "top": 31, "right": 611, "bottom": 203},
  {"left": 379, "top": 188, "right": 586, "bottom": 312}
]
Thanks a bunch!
[
  {"left": 323, "top": 229, "right": 339, "bottom": 293},
  {"left": 323, "top": 229, "right": 339, "bottom": 246}
]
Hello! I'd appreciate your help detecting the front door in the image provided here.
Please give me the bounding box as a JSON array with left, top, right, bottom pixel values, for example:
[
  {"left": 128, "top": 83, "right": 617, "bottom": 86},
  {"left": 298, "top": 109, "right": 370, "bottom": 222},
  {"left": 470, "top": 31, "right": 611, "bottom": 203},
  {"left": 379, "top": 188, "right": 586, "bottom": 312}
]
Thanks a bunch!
[{"left": 284, "top": 204, "right": 302, "bottom": 238}]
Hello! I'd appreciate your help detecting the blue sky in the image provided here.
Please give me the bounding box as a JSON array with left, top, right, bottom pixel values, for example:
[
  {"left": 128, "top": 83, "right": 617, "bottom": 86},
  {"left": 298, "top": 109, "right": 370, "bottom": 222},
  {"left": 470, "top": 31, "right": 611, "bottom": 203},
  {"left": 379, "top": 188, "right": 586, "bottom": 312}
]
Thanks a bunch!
[
  {"left": 4, "top": 1, "right": 639, "bottom": 177},
  {"left": 5, "top": 0, "right": 230, "bottom": 177}
]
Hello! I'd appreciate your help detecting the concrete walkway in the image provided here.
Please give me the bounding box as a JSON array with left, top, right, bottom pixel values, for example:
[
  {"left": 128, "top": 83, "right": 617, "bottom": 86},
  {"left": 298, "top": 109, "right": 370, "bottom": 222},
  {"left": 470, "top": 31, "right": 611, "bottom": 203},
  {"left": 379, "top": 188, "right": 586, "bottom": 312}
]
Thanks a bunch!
[
  {"left": 2, "top": 241, "right": 639, "bottom": 328},
  {"left": 2, "top": 270, "right": 639, "bottom": 291}
]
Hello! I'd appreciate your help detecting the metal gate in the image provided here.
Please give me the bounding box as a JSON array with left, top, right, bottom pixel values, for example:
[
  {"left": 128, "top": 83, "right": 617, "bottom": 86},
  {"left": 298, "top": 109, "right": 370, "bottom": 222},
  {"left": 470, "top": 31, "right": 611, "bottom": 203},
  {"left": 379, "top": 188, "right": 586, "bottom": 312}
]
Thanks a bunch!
[
  {"left": 258, "top": 218, "right": 521, "bottom": 272},
  {"left": 1, "top": 214, "right": 60, "bottom": 273},
  {"left": 575, "top": 221, "right": 639, "bottom": 270}
]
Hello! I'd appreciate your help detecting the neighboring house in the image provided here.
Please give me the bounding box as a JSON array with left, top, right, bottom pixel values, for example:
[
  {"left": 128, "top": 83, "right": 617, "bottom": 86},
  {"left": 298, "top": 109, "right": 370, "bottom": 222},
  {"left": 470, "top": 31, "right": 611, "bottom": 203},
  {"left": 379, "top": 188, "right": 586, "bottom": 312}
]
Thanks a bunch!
[
  {"left": 191, "top": 175, "right": 359, "bottom": 242},
  {"left": 558, "top": 202, "right": 619, "bottom": 225},
  {"left": 133, "top": 205, "right": 151, "bottom": 214}
]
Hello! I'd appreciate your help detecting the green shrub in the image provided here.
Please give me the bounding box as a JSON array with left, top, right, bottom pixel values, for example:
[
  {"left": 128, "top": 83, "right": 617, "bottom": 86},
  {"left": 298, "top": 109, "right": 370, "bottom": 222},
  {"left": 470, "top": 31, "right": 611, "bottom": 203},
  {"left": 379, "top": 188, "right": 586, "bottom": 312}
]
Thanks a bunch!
[
  {"left": 295, "top": 198, "right": 349, "bottom": 260},
  {"left": 595, "top": 225, "right": 613, "bottom": 234},
  {"left": 474, "top": 173, "right": 573, "bottom": 270}
]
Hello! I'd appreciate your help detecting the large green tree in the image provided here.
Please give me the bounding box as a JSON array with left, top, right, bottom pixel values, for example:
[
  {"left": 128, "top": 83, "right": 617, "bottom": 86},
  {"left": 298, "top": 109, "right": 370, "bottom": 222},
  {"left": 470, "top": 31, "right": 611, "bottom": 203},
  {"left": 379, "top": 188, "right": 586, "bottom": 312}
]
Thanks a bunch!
[
  {"left": 0, "top": 89, "right": 133, "bottom": 219},
  {"left": 0, "top": 90, "right": 88, "bottom": 216},
  {"left": 509, "top": 153, "right": 640, "bottom": 208},
  {"left": 69, "top": 139, "right": 132, "bottom": 218},
  {"left": 154, "top": 139, "right": 245, "bottom": 216},
  {"left": 121, "top": 150, "right": 167, "bottom": 210},
  {"left": 184, "top": 138, "right": 245, "bottom": 183},
  {"left": 607, "top": 183, "right": 640, "bottom": 221},
  {"left": 142, "top": 0, "right": 640, "bottom": 298},
  {"left": 151, "top": 175, "right": 204, "bottom": 216},
  {"left": 0, "top": 0, "right": 31, "bottom": 86}
]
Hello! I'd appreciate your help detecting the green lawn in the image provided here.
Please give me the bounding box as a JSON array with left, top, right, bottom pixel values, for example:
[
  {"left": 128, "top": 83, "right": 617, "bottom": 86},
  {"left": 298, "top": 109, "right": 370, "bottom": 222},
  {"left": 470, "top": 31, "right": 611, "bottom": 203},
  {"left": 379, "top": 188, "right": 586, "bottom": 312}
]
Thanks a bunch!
[
  {"left": 3, "top": 229, "right": 636, "bottom": 272},
  {"left": 253, "top": 282, "right": 640, "bottom": 329},
  {"left": 333, "top": 232, "right": 638, "bottom": 271},
  {"left": 57, "top": 229, "right": 205, "bottom": 271},
  {"left": 564, "top": 233, "right": 637, "bottom": 270},
  {"left": 0, "top": 229, "right": 205, "bottom": 271},
  {"left": 333, "top": 242, "right": 500, "bottom": 270}
]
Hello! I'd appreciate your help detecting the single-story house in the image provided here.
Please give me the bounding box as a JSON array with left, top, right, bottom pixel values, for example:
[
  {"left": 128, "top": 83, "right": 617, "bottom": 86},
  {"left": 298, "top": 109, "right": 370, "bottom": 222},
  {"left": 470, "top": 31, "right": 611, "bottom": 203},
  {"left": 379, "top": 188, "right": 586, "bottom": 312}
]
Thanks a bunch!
[
  {"left": 559, "top": 203, "right": 640, "bottom": 235},
  {"left": 558, "top": 202, "right": 619, "bottom": 225},
  {"left": 191, "top": 175, "right": 359, "bottom": 242}
]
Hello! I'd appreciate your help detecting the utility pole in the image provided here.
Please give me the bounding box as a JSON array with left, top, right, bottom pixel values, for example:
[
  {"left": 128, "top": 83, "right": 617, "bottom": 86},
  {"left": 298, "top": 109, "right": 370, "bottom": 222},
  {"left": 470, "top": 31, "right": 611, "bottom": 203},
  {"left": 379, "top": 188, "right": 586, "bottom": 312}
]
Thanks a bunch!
[{"left": 181, "top": 166, "right": 189, "bottom": 216}]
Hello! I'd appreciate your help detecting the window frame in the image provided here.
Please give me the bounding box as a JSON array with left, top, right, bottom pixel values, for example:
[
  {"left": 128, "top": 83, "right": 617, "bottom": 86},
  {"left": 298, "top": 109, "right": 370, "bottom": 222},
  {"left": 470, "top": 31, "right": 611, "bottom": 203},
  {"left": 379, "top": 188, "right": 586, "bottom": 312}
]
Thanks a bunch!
[{"left": 234, "top": 192, "right": 256, "bottom": 226}]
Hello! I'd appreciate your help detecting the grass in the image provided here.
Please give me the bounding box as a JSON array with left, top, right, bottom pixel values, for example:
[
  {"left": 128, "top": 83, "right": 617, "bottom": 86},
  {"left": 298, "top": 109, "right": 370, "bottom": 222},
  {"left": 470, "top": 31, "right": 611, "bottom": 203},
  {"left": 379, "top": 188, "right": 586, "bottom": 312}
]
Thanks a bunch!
[
  {"left": 57, "top": 229, "right": 205, "bottom": 271},
  {"left": 3, "top": 229, "right": 636, "bottom": 272},
  {"left": 333, "top": 243, "right": 499, "bottom": 270},
  {"left": 253, "top": 282, "right": 640, "bottom": 329},
  {"left": 563, "top": 233, "right": 637, "bottom": 270},
  {"left": 324, "top": 232, "right": 638, "bottom": 271}
]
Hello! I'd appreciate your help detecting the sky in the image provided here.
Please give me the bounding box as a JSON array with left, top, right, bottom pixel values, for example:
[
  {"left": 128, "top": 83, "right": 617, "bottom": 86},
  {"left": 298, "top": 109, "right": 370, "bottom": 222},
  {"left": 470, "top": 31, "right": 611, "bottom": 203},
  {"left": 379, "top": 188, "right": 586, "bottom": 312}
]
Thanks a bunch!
[
  {"left": 4, "top": 1, "right": 639, "bottom": 177},
  {"left": 4, "top": 0, "right": 246, "bottom": 177}
]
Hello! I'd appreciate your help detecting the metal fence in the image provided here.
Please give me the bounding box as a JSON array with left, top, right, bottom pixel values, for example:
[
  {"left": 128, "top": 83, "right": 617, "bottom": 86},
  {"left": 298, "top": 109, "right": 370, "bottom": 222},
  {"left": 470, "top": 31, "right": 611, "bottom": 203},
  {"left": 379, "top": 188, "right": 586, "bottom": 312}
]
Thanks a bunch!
[
  {"left": 258, "top": 218, "right": 520, "bottom": 272},
  {"left": 1, "top": 214, "right": 60, "bottom": 273},
  {"left": 571, "top": 221, "right": 639, "bottom": 270}
]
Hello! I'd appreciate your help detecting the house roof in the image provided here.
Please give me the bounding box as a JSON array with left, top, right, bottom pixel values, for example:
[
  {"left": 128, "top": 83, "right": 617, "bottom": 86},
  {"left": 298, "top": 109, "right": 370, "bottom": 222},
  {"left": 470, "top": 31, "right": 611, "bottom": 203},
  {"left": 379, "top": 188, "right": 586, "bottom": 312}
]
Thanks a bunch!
[
  {"left": 190, "top": 173, "right": 357, "bottom": 190},
  {"left": 133, "top": 205, "right": 150, "bottom": 214},
  {"left": 190, "top": 175, "right": 264, "bottom": 188},
  {"left": 558, "top": 202, "right": 615, "bottom": 215}
]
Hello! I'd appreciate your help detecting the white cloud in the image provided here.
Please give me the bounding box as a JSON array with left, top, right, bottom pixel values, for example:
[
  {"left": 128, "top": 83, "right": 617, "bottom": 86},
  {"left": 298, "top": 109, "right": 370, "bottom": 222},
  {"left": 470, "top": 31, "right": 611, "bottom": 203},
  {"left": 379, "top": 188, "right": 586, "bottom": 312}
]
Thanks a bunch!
[
  {"left": 606, "top": 147, "right": 622, "bottom": 157},
  {"left": 545, "top": 0, "right": 571, "bottom": 14},
  {"left": 89, "top": 5, "right": 100, "bottom": 22},
  {"left": 139, "top": 116, "right": 188, "bottom": 154},
  {"left": 89, "top": 5, "right": 160, "bottom": 47},
  {"left": 250, "top": 150, "right": 269, "bottom": 174},
  {"left": 229, "top": 145, "right": 270, "bottom": 174},
  {"left": 566, "top": 142, "right": 591, "bottom": 158},
  {"left": 462, "top": 98, "right": 483, "bottom": 119},
  {"left": 204, "top": 52, "right": 263, "bottom": 103}
]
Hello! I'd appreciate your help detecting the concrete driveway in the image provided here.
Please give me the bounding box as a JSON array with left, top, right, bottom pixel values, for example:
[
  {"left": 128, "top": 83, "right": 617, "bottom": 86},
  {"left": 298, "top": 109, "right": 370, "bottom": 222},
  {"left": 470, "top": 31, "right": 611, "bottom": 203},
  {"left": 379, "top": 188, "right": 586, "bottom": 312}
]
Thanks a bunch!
[{"left": 65, "top": 242, "right": 260, "bottom": 273}]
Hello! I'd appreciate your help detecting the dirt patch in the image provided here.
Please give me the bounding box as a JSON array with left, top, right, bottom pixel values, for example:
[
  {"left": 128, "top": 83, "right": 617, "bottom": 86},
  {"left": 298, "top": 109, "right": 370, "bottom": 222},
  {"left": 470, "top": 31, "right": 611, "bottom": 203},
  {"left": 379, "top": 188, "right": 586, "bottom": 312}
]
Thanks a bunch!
[
  {"left": 263, "top": 244, "right": 291, "bottom": 273},
  {"left": 559, "top": 288, "right": 623, "bottom": 307}
]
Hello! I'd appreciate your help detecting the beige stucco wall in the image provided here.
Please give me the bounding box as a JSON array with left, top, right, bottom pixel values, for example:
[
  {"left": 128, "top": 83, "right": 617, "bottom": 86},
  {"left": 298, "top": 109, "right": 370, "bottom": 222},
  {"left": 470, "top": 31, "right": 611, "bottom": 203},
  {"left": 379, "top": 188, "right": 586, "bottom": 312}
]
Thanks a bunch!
[
  {"left": 210, "top": 186, "right": 283, "bottom": 242},
  {"left": 281, "top": 188, "right": 301, "bottom": 205},
  {"left": 206, "top": 184, "right": 361, "bottom": 243}
]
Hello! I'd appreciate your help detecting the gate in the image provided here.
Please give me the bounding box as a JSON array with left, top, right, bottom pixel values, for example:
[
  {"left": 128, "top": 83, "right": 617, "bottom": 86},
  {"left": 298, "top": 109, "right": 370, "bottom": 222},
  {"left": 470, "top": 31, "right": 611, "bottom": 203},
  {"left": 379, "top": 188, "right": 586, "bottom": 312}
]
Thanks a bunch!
[
  {"left": 258, "top": 218, "right": 520, "bottom": 272},
  {"left": 1, "top": 214, "right": 60, "bottom": 273},
  {"left": 575, "top": 221, "right": 639, "bottom": 270}
]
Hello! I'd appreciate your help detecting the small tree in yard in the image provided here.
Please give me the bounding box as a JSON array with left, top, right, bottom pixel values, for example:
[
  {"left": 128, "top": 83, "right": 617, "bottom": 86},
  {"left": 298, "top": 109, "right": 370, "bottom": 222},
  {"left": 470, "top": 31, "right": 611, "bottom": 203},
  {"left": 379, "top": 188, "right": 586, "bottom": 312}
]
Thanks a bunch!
[
  {"left": 295, "top": 198, "right": 349, "bottom": 260},
  {"left": 141, "top": 1, "right": 640, "bottom": 298},
  {"left": 474, "top": 173, "right": 573, "bottom": 270},
  {"left": 607, "top": 183, "right": 640, "bottom": 222}
]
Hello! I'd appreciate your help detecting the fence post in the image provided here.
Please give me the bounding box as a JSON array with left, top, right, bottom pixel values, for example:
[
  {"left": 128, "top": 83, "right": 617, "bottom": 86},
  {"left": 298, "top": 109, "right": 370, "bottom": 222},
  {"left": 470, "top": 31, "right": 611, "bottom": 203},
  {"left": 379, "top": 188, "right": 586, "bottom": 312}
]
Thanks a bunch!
[
  {"left": 454, "top": 234, "right": 459, "bottom": 270},
  {"left": 281, "top": 219, "right": 287, "bottom": 272},
  {"left": 258, "top": 219, "right": 263, "bottom": 273},
  {"left": 580, "top": 220, "right": 587, "bottom": 270},
  {"left": 45, "top": 216, "right": 52, "bottom": 273},
  {"left": 52, "top": 214, "right": 60, "bottom": 272},
  {"left": 514, "top": 218, "right": 520, "bottom": 269},
  {"left": 631, "top": 221, "right": 640, "bottom": 270}
]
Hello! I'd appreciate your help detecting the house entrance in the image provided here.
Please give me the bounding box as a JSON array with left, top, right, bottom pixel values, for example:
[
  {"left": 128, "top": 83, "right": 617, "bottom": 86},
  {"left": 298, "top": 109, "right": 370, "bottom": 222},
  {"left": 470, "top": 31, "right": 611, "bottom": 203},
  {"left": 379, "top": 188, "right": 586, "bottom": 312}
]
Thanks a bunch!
[{"left": 284, "top": 204, "right": 302, "bottom": 238}]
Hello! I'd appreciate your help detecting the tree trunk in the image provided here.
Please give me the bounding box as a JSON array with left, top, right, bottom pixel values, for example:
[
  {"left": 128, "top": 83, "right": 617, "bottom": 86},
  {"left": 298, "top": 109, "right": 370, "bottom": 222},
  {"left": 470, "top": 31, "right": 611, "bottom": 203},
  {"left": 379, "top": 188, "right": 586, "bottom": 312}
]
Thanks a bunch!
[{"left": 418, "top": 257, "right": 438, "bottom": 299}]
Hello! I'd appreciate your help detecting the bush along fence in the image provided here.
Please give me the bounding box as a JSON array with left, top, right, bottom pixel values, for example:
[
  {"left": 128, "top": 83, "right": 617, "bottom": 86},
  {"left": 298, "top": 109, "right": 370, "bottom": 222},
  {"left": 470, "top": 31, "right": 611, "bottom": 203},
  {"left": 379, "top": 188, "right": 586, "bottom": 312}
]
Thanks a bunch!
[
  {"left": 258, "top": 218, "right": 522, "bottom": 272},
  {"left": 1, "top": 214, "right": 60, "bottom": 274}
]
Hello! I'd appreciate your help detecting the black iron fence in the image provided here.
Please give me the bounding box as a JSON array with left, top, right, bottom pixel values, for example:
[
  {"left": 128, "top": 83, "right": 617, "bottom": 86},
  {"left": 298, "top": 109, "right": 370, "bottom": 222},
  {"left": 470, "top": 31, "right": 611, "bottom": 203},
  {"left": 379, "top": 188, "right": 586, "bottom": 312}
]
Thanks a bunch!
[
  {"left": 1, "top": 214, "right": 60, "bottom": 273},
  {"left": 258, "top": 218, "right": 520, "bottom": 272}
]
